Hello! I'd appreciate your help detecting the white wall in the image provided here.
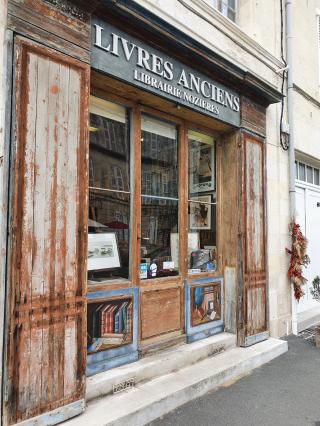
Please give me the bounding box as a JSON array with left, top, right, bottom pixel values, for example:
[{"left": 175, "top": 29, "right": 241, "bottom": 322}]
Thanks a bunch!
[
  {"left": 293, "top": 0, "right": 320, "bottom": 100},
  {"left": 237, "top": 0, "right": 281, "bottom": 59},
  {"left": 292, "top": 0, "right": 320, "bottom": 162}
]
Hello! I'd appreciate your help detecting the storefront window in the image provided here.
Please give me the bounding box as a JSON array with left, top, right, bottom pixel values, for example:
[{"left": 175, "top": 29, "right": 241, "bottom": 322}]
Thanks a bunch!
[
  {"left": 188, "top": 130, "right": 217, "bottom": 273},
  {"left": 88, "top": 97, "right": 130, "bottom": 281},
  {"left": 140, "top": 115, "right": 179, "bottom": 279}
]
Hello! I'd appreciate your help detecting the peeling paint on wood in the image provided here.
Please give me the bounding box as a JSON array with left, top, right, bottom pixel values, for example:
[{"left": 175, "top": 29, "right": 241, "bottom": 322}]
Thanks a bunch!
[
  {"left": 5, "top": 37, "right": 89, "bottom": 425},
  {"left": 243, "top": 135, "right": 267, "bottom": 339},
  {"left": 7, "top": 0, "right": 90, "bottom": 63}
]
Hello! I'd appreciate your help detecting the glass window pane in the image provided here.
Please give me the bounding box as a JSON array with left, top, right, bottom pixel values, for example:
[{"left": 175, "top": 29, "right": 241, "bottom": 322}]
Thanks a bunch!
[
  {"left": 299, "top": 163, "right": 306, "bottom": 181},
  {"left": 188, "top": 130, "right": 217, "bottom": 274},
  {"left": 141, "top": 115, "right": 178, "bottom": 198},
  {"left": 188, "top": 200, "right": 217, "bottom": 272},
  {"left": 228, "top": 9, "right": 236, "bottom": 21},
  {"left": 89, "top": 97, "right": 129, "bottom": 191},
  {"left": 188, "top": 130, "right": 215, "bottom": 196},
  {"left": 141, "top": 197, "right": 179, "bottom": 279},
  {"left": 140, "top": 115, "right": 179, "bottom": 279},
  {"left": 229, "top": 0, "right": 235, "bottom": 8},
  {"left": 314, "top": 169, "right": 320, "bottom": 185},
  {"left": 295, "top": 161, "right": 298, "bottom": 179},
  {"left": 221, "top": 1, "right": 228, "bottom": 16},
  {"left": 307, "top": 166, "right": 313, "bottom": 183},
  {"left": 88, "top": 97, "right": 130, "bottom": 281}
]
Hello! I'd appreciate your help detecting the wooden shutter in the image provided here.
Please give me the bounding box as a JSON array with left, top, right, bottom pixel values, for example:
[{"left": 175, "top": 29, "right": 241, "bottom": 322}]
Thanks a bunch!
[
  {"left": 238, "top": 133, "right": 267, "bottom": 346},
  {"left": 4, "top": 37, "right": 89, "bottom": 425}
]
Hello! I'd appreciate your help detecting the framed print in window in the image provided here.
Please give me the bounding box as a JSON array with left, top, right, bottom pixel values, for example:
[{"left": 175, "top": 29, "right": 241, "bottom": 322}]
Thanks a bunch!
[
  {"left": 189, "top": 195, "right": 211, "bottom": 230},
  {"left": 189, "top": 137, "right": 215, "bottom": 194},
  {"left": 87, "top": 232, "right": 120, "bottom": 270}
]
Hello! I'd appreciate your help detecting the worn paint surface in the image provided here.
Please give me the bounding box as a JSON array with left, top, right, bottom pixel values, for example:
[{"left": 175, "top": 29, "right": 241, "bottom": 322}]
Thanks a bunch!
[
  {"left": 244, "top": 136, "right": 267, "bottom": 337},
  {"left": 7, "top": 0, "right": 90, "bottom": 63},
  {"left": 5, "top": 38, "right": 89, "bottom": 425}
]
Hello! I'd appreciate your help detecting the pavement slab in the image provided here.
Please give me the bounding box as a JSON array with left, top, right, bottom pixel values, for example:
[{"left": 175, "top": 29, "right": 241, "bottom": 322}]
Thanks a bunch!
[{"left": 149, "top": 335, "right": 320, "bottom": 426}]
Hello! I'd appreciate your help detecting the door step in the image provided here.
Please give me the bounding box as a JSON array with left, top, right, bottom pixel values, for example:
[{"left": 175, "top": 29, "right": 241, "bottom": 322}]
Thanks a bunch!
[
  {"left": 66, "top": 337, "right": 287, "bottom": 426},
  {"left": 86, "top": 332, "right": 236, "bottom": 402}
]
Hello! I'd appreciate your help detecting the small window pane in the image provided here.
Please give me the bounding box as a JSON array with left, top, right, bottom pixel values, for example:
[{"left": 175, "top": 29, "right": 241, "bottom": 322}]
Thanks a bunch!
[
  {"left": 188, "top": 130, "right": 215, "bottom": 196},
  {"left": 295, "top": 161, "right": 298, "bottom": 179},
  {"left": 228, "top": 9, "right": 236, "bottom": 21},
  {"left": 307, "top": 166, "right": 313, "bottom": 183},
  {"left": 314, "top": 169, "right": 319, "bottom": 185},
  {"left": 299, "top": 163, "right": 306, "bottom": 181},
  {"left": 141, "top": 115, "right": 178, "bottom": 198}
]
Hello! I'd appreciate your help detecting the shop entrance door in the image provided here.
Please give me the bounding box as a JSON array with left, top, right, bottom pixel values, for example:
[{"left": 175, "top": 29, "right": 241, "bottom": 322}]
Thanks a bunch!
[{"left": 138, "top": 112, "right": 185, "bottom": 348}]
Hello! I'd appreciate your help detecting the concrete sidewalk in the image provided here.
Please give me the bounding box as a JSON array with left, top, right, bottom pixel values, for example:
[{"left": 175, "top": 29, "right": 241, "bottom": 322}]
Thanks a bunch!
[{"left": 149, "top": 335, "right": 320, "bottom": 426}]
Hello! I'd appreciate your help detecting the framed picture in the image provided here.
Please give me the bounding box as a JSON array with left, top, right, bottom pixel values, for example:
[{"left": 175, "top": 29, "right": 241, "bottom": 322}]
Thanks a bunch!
[
  {"left": 190, "top": 284, "right": 221, "bottom": 327},
  {"left": 87, "top": 233, "right": 120, "bottom": 270},
  {"left": 189, "top": 195, "right": 211, "bottom": 230},
  {"left": 189, "top": 141, "right": 215, "bottom": 193}
]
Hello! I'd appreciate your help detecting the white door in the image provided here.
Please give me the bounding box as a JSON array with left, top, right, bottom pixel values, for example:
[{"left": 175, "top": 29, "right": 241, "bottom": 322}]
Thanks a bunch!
[{"left": 296, "top": 185, "right": 320, "bottom": 312}]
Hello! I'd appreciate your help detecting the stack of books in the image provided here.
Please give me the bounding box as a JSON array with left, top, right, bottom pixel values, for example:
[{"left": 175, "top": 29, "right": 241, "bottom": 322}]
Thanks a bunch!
[{"left": 88, "top": 300, "right": 133, "bottom": 353}]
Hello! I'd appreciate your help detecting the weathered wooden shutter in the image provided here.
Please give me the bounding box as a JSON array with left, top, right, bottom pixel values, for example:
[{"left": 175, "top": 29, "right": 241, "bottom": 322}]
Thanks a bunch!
[
  {"left": 4, "top": 37, "right": 89, "bottom": 425},
  {"left": 238, "top": 132, "right": 268, "bottom": 346}
]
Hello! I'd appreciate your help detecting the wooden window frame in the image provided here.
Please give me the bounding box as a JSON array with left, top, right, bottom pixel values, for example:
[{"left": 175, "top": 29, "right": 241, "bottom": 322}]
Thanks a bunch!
[{"left": 88, "top": 87, "right": 223, "bottom": 291}]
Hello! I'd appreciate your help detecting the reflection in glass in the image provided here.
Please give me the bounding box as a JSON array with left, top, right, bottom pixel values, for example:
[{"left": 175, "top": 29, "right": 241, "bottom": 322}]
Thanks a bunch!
[
  {"left": 188, "top": 130, "right": 217, "bottom": 273},
  {"left": 299, "top": 163, "right": 306, "bottom": 181},
  {"left": 307, "top": 166, "right": 313, "bottom": 184},
  {"left": 140, "top": 115, "right": 179, "bottom": 279},
  {"left": 88, "top": 97, "right": 130, "bottom": 281},
  {"left": 141, "top": 197, "right": 179, "bottom": 278}
]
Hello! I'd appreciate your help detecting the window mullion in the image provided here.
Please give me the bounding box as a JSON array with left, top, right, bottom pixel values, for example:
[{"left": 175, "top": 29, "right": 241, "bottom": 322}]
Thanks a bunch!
[
  {"left": 179, "top": 124, "right": 189, "bottom": 280},
  {"left": 129, "top": 106, "right": 142, "bottom": 284}
]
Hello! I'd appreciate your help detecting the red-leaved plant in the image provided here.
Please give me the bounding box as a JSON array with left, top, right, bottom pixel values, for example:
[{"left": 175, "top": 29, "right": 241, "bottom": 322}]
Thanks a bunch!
[{"left": 286, "top": 223, "right": 310, "bottom": 301}]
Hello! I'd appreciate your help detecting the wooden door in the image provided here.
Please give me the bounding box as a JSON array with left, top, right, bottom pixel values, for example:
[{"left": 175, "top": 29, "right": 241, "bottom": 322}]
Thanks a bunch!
[
  {"left": 4, "top": 37, "right": 89, "bottom": 425},
  {"left": 238, "top": 132, "right": 268, "bottom": 346}
]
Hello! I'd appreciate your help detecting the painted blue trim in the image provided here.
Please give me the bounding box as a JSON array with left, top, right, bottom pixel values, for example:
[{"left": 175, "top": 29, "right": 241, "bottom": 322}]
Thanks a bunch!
[
  {"left": 86, "top": 287, "right": 139, "bottom": 376},
  {"left": 186, "top": 325, "right": 224, "bottom": 344},
  {"left": 16, "top": 400, "right": 85, "bottom": 426},
  {"left": 87, "top": 351, "right": 139, "bottom": 377},
  {"left": 185, "top": 276, "right": 224, "bottom": 344}
]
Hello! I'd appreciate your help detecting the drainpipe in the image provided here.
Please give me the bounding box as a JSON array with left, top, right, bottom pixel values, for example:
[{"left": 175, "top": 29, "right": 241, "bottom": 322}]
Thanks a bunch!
[{"left": 285, "top": 0, "right": 298, "bottom": 335}]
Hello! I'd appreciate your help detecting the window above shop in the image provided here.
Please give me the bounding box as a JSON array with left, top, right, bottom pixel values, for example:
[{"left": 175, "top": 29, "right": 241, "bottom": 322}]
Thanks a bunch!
[
  {"left": 295, "top": 160, "right": 320, "bottom": 186},
  {"left": 212, "top": 0, "right": 236, "bottom": 22}
]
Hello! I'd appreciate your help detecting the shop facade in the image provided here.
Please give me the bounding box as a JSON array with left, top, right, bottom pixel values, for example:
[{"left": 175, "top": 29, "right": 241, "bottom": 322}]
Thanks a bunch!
[{"left": 0, "top": 0, "right": 282, "bottom": 424}]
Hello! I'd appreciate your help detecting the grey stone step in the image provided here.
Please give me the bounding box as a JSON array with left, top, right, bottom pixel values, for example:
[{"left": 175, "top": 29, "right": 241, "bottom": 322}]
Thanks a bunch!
[
  {"left": 86, "top": 332, "right": 236, "bottom": 402},
  {"left": 66, "top": 338, "right": 287, "bottom": 426},
  {"left": 297, "top": 305, "right": 320, "bottom": 332}
]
